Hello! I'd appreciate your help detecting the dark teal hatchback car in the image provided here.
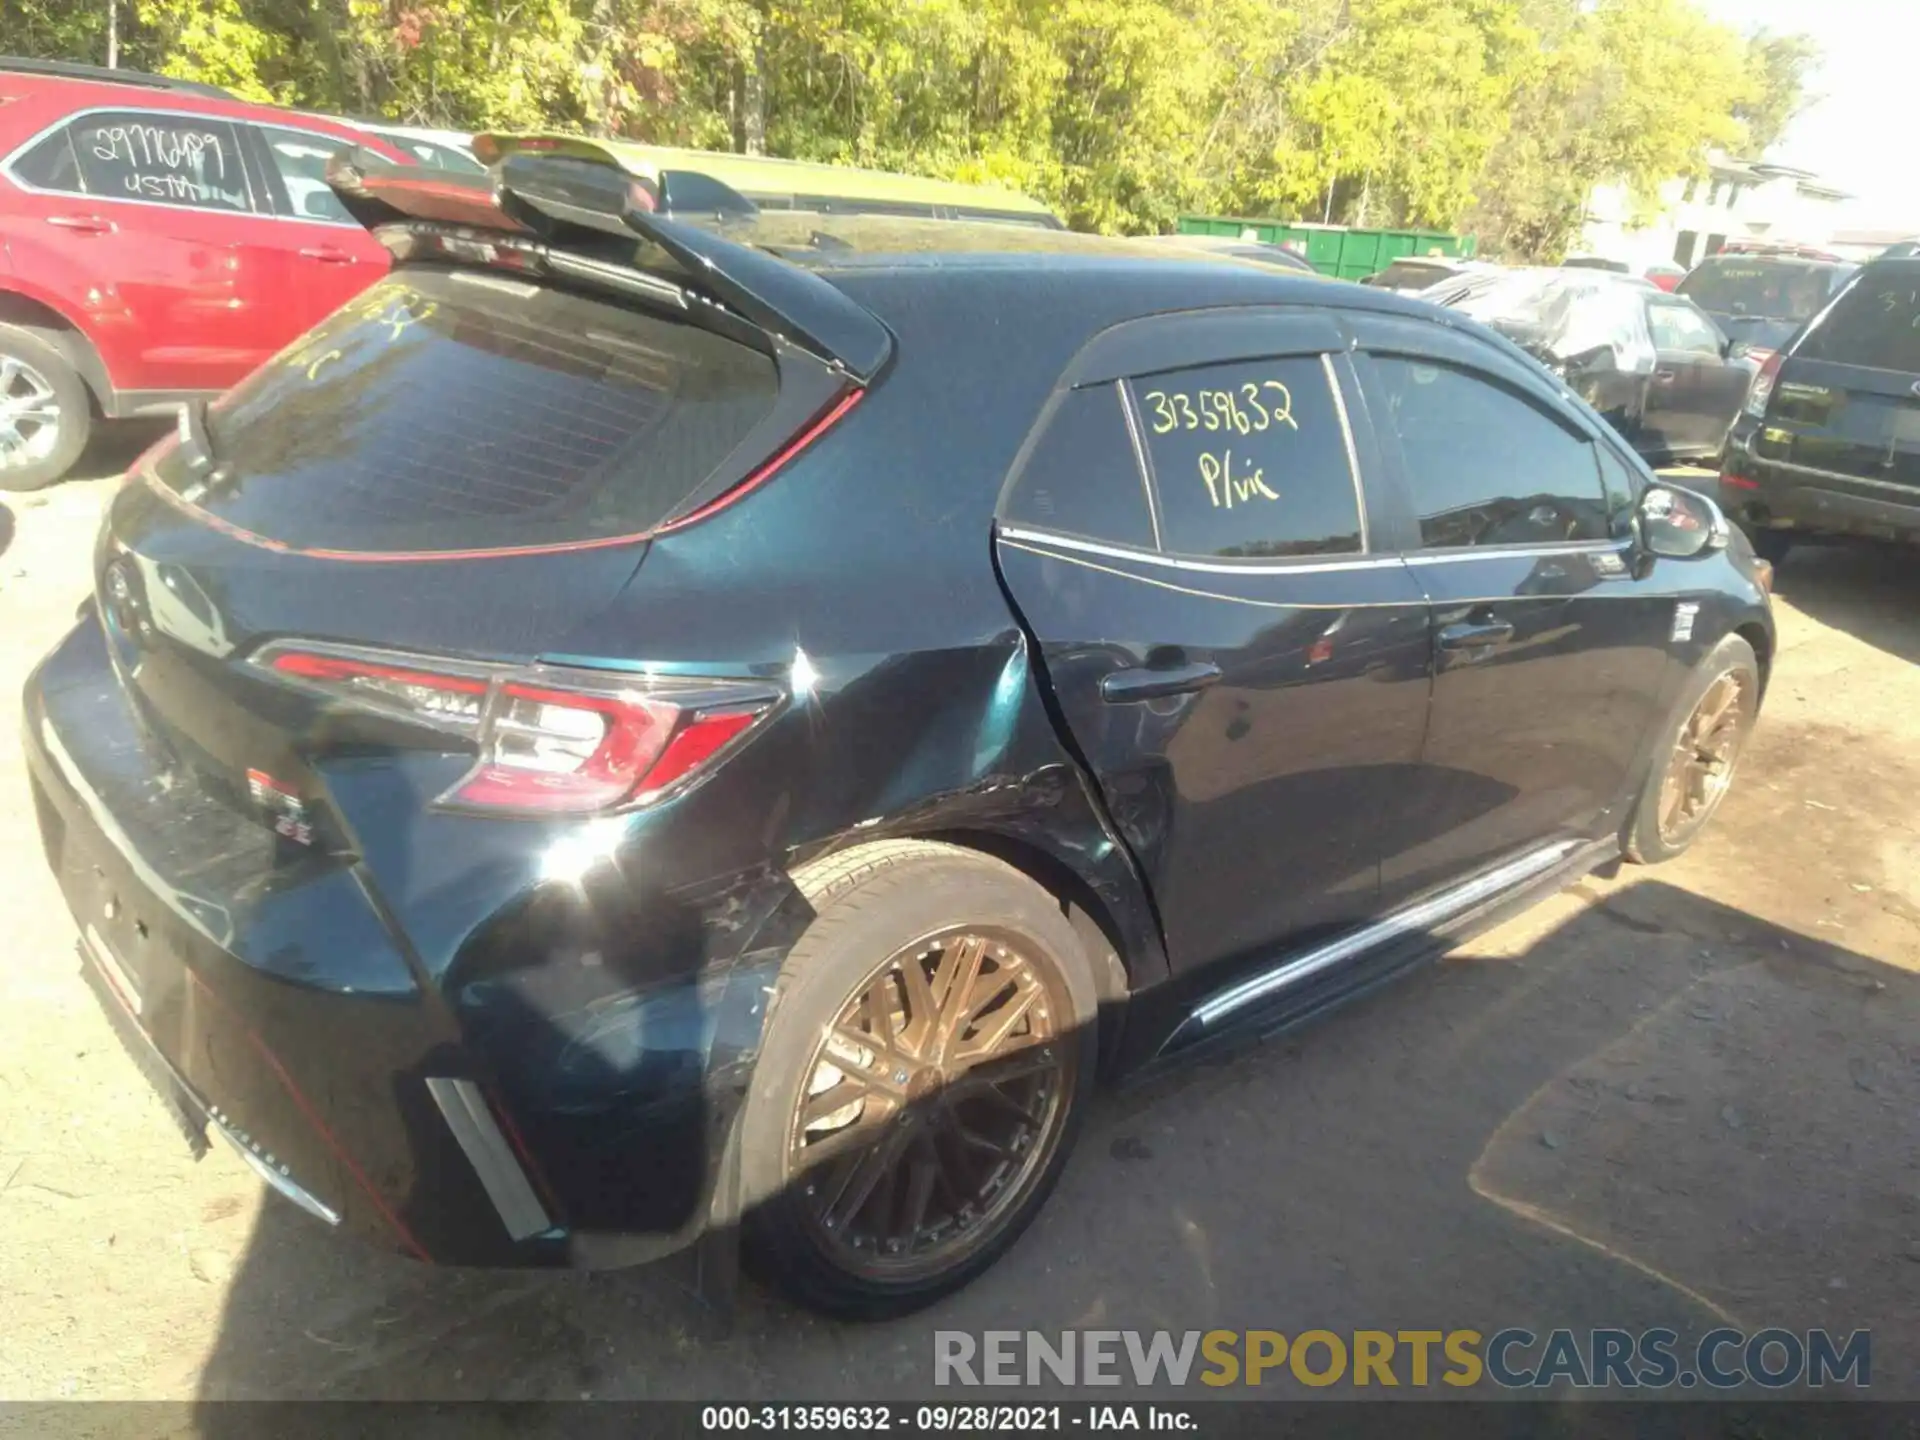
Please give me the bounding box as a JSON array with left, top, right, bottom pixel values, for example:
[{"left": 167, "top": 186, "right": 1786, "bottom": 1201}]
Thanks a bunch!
[{"left": 24, "top": 146, "right": 1773, "bottom": 1319}]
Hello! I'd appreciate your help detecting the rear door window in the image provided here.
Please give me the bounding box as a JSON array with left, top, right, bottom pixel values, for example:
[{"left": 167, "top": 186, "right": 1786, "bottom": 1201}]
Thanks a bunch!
[
  {"left": 253, "top": 124, "right": 355, "bottom": 222},
  {"left": 152, "top": 268, "right": 780, "bottom": 554},
  {"left": 1367, "top": 356, "right": 1610, "bottom": 549},
  {"left": 1796, "top": 271, "right": 1920, "bottom": 373},
  {"left": 1000, "top": 384, "right": 1155, "bottom": 549},
  {"left": 63, "top": 111, "right": 253, "bottom": 212},
  {"left": 1128, "top": 356, "right": 1362, "bottom": 559}
]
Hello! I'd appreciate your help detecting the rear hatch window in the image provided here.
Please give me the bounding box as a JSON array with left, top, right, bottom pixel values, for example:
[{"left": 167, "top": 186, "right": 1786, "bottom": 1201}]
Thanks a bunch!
[
  {"left": 1796, "top": 271, "right": 1920, "bottom": 374},
  {"left": 149, "top": 268, "right": 779, "bottom": 555},
  {"left": 1678, "top": 260, "right": 1842, "bottom": 322}
]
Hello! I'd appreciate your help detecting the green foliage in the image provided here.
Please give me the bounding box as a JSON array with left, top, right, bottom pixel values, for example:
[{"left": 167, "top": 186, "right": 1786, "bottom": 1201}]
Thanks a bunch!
[{"left": 4, "top": 0, "right": 1815, "bottom": 247}]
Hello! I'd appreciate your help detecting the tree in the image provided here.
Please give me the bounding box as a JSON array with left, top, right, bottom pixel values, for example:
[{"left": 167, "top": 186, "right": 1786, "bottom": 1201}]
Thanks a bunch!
[{"left": 1735, "top": 29, "right": 1820, "bottom": 156}]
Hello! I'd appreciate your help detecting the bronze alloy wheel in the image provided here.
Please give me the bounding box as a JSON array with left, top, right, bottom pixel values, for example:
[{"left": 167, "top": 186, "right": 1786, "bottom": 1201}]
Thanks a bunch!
[
  {"left": 1656, "top": 669, "right": 1753, "bottom": 848},
  {"left": 787, "top": 926, "right": 1075, "bottom": 1281}
]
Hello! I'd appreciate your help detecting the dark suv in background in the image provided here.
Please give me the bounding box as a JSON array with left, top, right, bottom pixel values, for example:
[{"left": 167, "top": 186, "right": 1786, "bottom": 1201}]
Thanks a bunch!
[
  {"left": 1722, "top": 257, "right": 1920, "bottom": 560},
  {"left": 1677, "top": 252, "right": 1858, "bottom": 366}
]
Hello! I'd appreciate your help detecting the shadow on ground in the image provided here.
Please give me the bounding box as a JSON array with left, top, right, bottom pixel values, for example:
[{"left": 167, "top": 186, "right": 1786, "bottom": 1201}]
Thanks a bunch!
[
  {"left": 1772, "top": 542, "right": 1920, "bottom": 669},
  {"left": 177, "top": 875, "right": 1918, "bottom": 1409}
]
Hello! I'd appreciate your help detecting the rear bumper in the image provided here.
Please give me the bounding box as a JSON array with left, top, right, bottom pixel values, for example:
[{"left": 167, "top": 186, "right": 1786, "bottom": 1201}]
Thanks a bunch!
[
  {"left": 1722, "top": 421, "right": 1920, "bottom": 543},
  {"left": 22, "top": 614, "right": 777, "bottom": 1269}
]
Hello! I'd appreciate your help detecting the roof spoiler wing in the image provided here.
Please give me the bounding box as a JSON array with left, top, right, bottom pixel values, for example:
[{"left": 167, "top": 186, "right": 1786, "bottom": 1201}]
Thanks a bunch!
[{"left": 324, "top": 146, "right": 891, "bottom": 383}]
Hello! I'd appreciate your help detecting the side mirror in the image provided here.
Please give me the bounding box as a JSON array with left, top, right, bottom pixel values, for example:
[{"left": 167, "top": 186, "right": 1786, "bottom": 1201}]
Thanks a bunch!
[{"left": 1637, "top": 483, "right": 1729, "bottom": 559}]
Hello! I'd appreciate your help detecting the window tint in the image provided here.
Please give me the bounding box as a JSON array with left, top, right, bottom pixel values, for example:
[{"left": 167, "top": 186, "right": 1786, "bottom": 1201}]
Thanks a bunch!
[
  {"left": 1797, "top": 269, "right": 1920, "bottom": 373},
  {"left": 1369, "top": 356, "right": 1609, "bottom": 549},
  {"left": 1002, "top": 383, "right": 1154, "bottom": 549},
  {"left": 1130, "top": 356, "right": 1360, "bottom": 559},
  {"left": 67, "top": 112, "right": 250, "bottom": 211},
  {"left": 150, "top": 269, "right": 780, "bottom": 554},
  {"left": 256, "top": 125, "right": 353, "bottom": 221},
  {"left": 10, "top": 128, "right": 81, "bottom": 191},
  {"left": 1647, "top": 301, "right": 1722, "bottom": 355},
  {"left": 1676, "top": 259, "right": 1846, "bottom": 322}
]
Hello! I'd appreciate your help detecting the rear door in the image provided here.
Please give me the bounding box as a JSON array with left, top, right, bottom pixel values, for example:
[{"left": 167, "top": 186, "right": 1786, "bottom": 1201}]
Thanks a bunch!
[
  {"left": 1347, "top": 315, "right": 1672, "bottom": 906},
  {"left": 239, "top": 122, "right": 394, "bottom": 324},
  {"left": 993, "top": 311, "right": 1432, "bottom": 977},
  {"left": 1643, "top": 296, "right": 1749, "bottom": 457},
  {"left": 1759, "top": 262, "right": 1920, "bottom": 503},
  {"left": 2, "top": 106, "right": 282, "bottom": 395}
]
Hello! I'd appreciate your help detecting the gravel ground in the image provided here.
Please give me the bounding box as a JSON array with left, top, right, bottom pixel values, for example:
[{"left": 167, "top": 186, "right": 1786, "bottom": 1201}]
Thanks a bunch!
[{"left": 1, "top": 442, "right": 1915, "bottom": 1409}]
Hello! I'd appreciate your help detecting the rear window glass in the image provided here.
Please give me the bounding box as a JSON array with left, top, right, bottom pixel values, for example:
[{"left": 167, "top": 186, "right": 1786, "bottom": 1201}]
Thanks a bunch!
[
  {"left": 155, "top": 268, "right": 779, "bottom": 553},
  {"left": 1796, "top": 270, "right": 1920, "bottom": 373},
  {"left": 1677, "top": 260, "right": 1845, "bottom": 322}
]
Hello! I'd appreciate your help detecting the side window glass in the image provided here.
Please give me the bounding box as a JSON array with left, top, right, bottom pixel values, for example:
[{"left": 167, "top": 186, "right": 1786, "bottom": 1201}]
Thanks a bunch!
[
  {"left": 1648, "top": 302, "right": 1722, "bottom": 356},
  {"left": 10, "top": 128, "right": 83, "bottom": 192},
  {"left": 1129, "top": 355, "right": 1360, "bottom": 559},
  {"left": 1001, "top": 383, "right": 1155, "bottom": 549},
  {"left": 257, "top": 125, "right": 354, "bottom": 222},
  {"left": 1369, "top": 356, "right": 1609, "bottom": 549},
  {"left": 67, "top": 113, "right": 251, "bottom": 212}
]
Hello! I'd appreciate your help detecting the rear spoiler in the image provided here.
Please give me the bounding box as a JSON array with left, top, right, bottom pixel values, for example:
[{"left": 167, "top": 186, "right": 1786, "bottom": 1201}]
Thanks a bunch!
[{"left": 323, "top": 146, "right": 891, "bottom": 383}]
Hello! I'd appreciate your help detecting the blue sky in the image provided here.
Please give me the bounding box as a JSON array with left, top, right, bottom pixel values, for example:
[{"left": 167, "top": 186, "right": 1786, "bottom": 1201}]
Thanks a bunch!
[{"left": 1700, "top": 0, "right": 1918, "bottom": 229}]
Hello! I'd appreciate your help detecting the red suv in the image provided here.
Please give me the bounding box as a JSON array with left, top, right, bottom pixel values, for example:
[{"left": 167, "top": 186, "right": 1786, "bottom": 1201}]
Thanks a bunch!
[{"left": 0, "top": 59, "right": 406, "bottom": 490}]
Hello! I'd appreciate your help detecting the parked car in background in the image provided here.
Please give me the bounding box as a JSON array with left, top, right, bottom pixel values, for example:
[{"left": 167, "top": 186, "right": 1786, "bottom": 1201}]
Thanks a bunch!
[
  {"left": 0, "top": 60, "right": 410, "bottom": 490},
  {"left": 1437, "top": 268, "right": 1754, "bottom": 464},
  {"left": 1359, "top": 256, "right": 1492, "bottom": 292},
  {"left": 295, "top": 114, "right": 483, "bottom": 174},
  {"left": 24, "top": 144, "right": 1771, "bottom": 1320},
  {"left": 1721, "top": 257, "right": 1920, "bottom": 561},
  {"left": 1561, "top": 255, "right": 1632, "bottom": 275},
  {"left": 1675, "top": 253, "right": 1857, "bottom": 366},
  {"left": 479, "top": 134, "right": 1064, "bottom": 228},
  {"left": 1644, "top": 262, "right": 1687, "bottom": 292},
  {"left": 1135, "top": 233, "right": 1317, "bottom": 274}
]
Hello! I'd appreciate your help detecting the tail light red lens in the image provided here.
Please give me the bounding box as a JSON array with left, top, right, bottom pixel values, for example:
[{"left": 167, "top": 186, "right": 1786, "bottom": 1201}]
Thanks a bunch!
[
  {"left": 254, "top": 641, "right": 779, "bottom": 815},
  {"left": 1743, "top": 351, "right": 1784, "bottom": 419}
]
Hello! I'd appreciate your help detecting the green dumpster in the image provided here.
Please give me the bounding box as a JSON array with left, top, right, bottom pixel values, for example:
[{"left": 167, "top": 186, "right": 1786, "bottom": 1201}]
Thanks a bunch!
[{"left": 1175, "top": 217, "right": 1476, "bottom": 280}]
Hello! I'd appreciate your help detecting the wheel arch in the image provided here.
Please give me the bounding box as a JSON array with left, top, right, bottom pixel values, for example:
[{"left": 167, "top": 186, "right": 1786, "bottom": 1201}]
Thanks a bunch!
[
  {"left": 786, "top": 827, "right": 1154, "bottom": 1077},
  {"left": 1734, "top": 618, "right": 1772, "bottom": 700},
  {"left": 0, "top": 289, "right": 110, "bottom": 411}
]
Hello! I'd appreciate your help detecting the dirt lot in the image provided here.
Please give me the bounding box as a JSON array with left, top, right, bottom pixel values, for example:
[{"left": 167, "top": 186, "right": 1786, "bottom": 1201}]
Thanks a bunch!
[{"left": 1, "top": 441, "right": 1916, "bottom": 1407}]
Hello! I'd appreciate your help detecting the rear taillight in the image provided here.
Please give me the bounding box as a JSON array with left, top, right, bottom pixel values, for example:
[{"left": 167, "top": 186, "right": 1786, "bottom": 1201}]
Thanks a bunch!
[
  {"left": 253, "top": 641, "right": 779, "bottom": 815},
  {"left": 1744, "top": 351, "right": 1784, "bottom": 418}
]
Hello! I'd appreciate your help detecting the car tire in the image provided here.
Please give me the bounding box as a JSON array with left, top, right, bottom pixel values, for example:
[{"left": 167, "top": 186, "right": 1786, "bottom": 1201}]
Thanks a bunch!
[
  {"left": 1624, "top": 633, "right": 1760, "bottom": 865},
  {"left": 0, "top": 323, "right": 92, "bottom": 493},
  {"left": 739, "top": 840, "right": 1098, "bottom": 1320}
]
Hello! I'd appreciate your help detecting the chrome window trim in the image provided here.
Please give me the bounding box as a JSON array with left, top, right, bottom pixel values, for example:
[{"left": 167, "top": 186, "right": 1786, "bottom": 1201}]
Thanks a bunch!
[
  {"left": 0, "top": 104, "right": 362, "bottom": 223},
  {"left": 1114, "top": 378, "right": 1163, "bottom": 550},
  {"left": 1185, "top": 838, "right": 1585, "bottom": 1033},
  {"left": 996, "top": 523, "right": 1402, "bottom": 575},
  {"left": 1322, "top": 351, "right": 1371, "bottom": 553},
  {"left": 997, "top": 539, "right": 1404, "bottom": 610},
  {"left": 1404, "top": 539, "right": 1625, "bottom": 566}
]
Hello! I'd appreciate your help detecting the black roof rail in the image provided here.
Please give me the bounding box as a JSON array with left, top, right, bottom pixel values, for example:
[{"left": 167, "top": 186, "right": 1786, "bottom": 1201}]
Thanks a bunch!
[
  {"left": 0, "top": 56, "right": 233, "bottom": 99},
  {"left": 324, "top": 147, "right": 892, "bottom": 382}
]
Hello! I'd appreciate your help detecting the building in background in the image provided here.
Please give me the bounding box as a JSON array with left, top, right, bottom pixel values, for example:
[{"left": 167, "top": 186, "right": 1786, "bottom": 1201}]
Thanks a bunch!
[
  {"left": 1577, "top": 154, "right": 1849, "bottom": 273},
  {"left": 1826, "top": 228, "right": 1920, "bottom": 263}
]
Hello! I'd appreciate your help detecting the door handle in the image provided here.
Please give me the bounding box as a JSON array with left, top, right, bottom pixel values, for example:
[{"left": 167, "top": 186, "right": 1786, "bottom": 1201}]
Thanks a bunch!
[
  {"left": 1100, "top": 660, "right": 1223, "bottom": 703},
  {"left": 1652, "top": 368, "right": 1678, "bottom": 385},
  {"left": 298, "top": 246, "right": 355, "bottom": 264},
  {"left": 47, "top": 214, "right": 112, "bottom": 234},
  {"left": 1437, "top": 618, "right": 1515, "bottom": 651}
]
